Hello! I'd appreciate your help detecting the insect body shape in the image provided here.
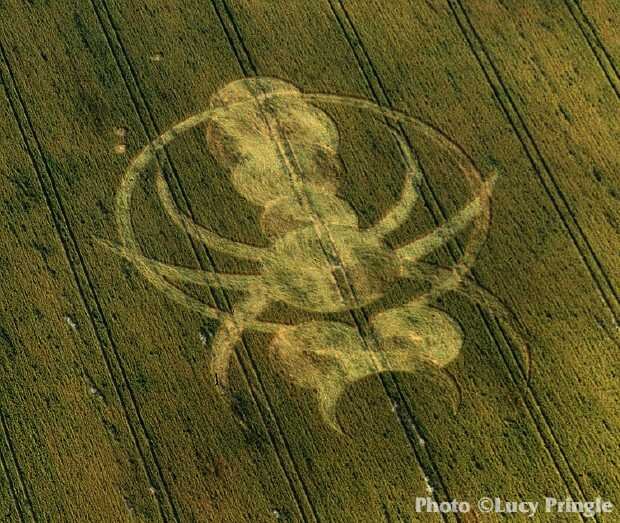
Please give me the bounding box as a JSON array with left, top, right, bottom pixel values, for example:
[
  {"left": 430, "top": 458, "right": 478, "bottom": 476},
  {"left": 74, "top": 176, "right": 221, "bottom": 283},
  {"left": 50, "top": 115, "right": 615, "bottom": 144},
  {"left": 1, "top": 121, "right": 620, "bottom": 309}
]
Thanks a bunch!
[{"left": 106, "top": 77, "right": 513, "bottom": 431}]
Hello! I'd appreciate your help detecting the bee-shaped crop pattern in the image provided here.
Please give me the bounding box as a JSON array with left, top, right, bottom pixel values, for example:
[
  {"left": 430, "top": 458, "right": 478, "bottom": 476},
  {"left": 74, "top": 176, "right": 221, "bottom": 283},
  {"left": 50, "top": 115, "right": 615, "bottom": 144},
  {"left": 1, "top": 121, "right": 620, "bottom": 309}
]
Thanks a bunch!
[{"left": 104, "top": 77, "right": 526, "bottom": 431}]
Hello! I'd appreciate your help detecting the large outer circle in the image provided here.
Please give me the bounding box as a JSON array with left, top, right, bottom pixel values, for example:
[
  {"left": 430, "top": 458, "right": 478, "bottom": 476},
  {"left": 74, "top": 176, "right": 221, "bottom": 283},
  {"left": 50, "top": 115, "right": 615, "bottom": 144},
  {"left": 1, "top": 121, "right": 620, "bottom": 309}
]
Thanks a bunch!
[{"left": 115, "top": 86, "right": 489, "bottom": 325}]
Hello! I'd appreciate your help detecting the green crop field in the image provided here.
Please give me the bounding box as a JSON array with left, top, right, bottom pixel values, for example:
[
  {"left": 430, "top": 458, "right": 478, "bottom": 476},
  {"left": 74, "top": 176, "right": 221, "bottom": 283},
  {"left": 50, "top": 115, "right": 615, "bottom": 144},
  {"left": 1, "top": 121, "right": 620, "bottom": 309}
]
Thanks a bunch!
[{"left": 0, "top": 0, "right": 618, "bottom": 521}]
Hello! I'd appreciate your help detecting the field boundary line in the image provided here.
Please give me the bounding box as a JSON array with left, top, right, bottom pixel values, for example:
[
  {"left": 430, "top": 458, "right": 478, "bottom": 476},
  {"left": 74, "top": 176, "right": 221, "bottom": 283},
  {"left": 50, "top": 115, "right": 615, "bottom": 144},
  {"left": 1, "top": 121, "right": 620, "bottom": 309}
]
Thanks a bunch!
[
  {"left": 0, "top": 413, "right": 36, "bottom": 522},
  {"left": 0, "top": 39, "right": 172, "bottom": 523},
  {"left": 330, "top": 0, "right": 593, "bottom": 518},
  {"left": 92, "top": 1, "right": 317, "bottom": 520},
  {"left": 449, "top": 0, "right": 619, "bottom": 322},
  {"left": 212, "top": 1, "right": 451, "bottom": 519},
  {"left": 0, "top": 443, "right": 24, "bottom": 523},
  {"left": 489, "top": 319, "right": 591, "bottom": 497},
  {"left": 324, "top": 2, "right": 465, "bottom": 519},
  {"left": 449, "top": 0, "right": 609, "bottom": 514},
  {"left": 215, "top": 2, "right": 454, "bottom": 521},
  {"left": 330, "top": 0, "right": 569, "bottom": 514},
  {"left": 565, "top": 0, "right": 620, "bottom": 98},
  {"left": 208, "top": 2, "right": 320, "bottom": 519},
  {"left": 0, "top": 87, "right": 38, "bottom": 522},
  {"left": 0, "top": 410, "right": 33, "bottom": 522}
]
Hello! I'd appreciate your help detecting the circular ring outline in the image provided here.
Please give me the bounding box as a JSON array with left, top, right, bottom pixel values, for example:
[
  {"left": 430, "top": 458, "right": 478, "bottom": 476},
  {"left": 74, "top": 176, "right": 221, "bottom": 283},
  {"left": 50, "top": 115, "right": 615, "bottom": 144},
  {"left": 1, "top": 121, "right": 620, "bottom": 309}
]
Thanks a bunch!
[{"left": 114, "top": 90, "right": 491, "bottom": 328}]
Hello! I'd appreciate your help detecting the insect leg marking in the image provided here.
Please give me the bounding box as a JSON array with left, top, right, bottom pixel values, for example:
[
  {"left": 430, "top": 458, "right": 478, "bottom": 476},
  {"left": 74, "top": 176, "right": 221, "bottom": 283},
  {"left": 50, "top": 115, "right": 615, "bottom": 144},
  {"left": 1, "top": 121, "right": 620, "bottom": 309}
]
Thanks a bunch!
[
  {"left": 210, "top": 289, "right": 271, "bottom": 390},
  {"left": 99, "top": 239, "right": 256, "bottom": 291}
]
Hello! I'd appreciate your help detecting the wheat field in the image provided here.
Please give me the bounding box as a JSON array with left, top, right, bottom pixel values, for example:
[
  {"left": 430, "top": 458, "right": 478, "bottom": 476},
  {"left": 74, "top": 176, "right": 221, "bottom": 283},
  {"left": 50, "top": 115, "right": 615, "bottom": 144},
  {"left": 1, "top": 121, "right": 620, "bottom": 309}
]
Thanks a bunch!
[{"left": 0, "top": 1, "right": 618, "bottom": 521}]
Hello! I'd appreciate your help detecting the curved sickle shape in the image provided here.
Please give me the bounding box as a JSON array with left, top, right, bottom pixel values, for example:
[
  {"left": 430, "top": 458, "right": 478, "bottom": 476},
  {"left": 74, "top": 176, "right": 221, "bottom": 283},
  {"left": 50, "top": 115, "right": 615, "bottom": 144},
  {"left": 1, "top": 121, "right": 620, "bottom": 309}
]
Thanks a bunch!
[
  {"left": 112, "top": 105, "right": 276, "bottom": 328},
  {"left": 400, "top": 260, "right": 531, "bottom": 381},
  {"left": 155, "top": 172, "right": 265, "bottom": 261},
  {"left": 366, "top": 128, "right": 423, "bottom": 238},
  {"left": 210, "top": 291, "right": 271, "bottom": 390},
  {"left": 398, "top": 173, "right": 497, "bottom": 265}
]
